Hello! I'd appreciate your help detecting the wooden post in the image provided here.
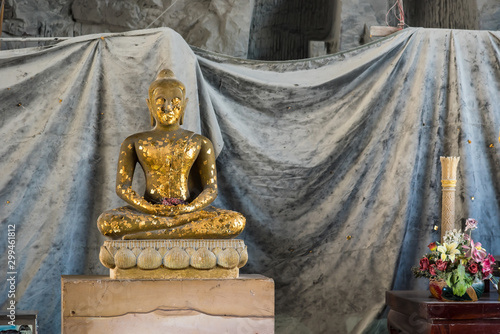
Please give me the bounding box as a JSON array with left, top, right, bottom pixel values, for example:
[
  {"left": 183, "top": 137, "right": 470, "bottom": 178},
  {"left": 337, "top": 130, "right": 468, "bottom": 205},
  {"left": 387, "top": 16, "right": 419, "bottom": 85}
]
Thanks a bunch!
[{"left": 0, "top": 0, "right": 5, "bottom": 50}]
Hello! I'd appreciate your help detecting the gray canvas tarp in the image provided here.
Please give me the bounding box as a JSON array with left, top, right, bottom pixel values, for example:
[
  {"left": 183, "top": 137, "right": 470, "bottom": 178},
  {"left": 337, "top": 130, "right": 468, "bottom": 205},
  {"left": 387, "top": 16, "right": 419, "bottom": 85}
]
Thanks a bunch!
[{"left": 1, "top": 27, "right": 500, "bottom": 333}]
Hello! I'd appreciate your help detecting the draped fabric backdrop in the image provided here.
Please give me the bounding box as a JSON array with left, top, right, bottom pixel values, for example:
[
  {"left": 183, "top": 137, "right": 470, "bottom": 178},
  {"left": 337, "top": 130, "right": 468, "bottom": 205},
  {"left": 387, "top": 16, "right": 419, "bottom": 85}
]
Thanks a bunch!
[{"left": 1, "top": 27, "right": 500, "bottom": 333}]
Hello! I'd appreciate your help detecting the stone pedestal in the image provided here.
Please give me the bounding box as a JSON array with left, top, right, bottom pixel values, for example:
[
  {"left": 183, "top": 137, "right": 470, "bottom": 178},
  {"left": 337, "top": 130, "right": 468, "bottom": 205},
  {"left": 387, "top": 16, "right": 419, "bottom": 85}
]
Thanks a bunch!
[
  {"left": 99, "top": 239, "right": 248, "bottom": 279},
  {"left": 61, "top": 275, "right": 274, "bottom": 334}
]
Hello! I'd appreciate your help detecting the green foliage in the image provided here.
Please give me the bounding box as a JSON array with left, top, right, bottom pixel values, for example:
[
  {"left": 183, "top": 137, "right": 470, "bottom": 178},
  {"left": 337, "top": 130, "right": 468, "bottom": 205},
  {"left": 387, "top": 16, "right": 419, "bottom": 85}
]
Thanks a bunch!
[{"left": 445, "top": 264, "right": 473, "bottom": 296}]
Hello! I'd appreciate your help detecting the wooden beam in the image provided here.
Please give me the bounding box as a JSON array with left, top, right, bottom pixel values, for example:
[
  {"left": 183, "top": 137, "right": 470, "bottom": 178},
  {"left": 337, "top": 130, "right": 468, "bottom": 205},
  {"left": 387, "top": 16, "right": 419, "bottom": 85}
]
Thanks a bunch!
[
  {"left": 0, "top": 37, "right": 70, "bottom": 42},
  {"left": 369, "top": 26, "right": 401, "bottom": 38},
  {"left": 0, "top": 0, "right": 5, "bottom": 50}
]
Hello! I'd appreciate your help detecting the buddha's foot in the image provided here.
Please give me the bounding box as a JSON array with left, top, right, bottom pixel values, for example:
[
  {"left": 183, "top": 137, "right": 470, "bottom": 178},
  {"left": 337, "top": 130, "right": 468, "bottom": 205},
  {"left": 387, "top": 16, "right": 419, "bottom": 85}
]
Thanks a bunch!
[{"left": 99, "top": 239, "right": 248, "bottom": 279}]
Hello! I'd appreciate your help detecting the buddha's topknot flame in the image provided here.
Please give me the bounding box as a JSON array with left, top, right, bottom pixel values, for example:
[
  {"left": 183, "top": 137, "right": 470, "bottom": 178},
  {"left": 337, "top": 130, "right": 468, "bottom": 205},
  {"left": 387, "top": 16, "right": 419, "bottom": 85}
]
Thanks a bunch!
[
  {"left": 157, "top": 69, "right": 175, "bottom": 80},
  {"left": 148, "top": 69, "right": 185, "bottom": 98}
]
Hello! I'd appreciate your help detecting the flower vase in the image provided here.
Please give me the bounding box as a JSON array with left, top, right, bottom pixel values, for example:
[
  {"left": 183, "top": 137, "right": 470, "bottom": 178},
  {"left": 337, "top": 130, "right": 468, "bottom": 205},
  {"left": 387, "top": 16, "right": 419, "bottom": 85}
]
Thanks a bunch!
[{"left": 429, "top": 278, "right": 485, "bottom": 302}]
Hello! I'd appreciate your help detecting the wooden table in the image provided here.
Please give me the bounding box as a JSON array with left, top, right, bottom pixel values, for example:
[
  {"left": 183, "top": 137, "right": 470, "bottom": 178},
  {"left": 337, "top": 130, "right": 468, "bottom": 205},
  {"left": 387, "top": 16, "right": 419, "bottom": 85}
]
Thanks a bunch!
[{"left": 386, "top": 290, "right": 500, "bottom": 334}]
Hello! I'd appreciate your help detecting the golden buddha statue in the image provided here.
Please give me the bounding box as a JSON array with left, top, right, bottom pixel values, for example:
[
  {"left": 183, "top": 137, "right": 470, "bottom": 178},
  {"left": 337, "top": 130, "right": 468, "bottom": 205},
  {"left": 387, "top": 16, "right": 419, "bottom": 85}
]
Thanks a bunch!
[{"left": 97, "top": 69, "right": 245, "bottom": 240}]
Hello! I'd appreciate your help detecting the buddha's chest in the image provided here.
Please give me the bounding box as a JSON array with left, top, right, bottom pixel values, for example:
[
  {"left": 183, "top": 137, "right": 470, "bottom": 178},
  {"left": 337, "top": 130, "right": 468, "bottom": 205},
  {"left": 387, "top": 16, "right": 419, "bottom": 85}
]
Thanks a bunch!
[{"left": 136, "top": 136, "right": 200, "bottom": 173}]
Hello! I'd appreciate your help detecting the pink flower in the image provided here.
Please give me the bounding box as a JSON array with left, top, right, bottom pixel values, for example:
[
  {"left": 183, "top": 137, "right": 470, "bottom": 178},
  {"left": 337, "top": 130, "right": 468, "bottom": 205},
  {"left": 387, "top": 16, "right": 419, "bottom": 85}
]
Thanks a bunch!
[
  {"left": 419, "top": 257, "right": 430, "bottom": 271},
  {"left": 482, "top": 254, "right": 496, "bottom": 277},
  {"left": 429, "top": 264, "right": 437, "bottom": 276},
  {"left": 436, "top": 259, "right": 448, "bottom": 272},
  {"left": 428, "top": 242, "right": 437, "bottom": 251},
  {"left": 468, "top": 261, "right": 478, "bottom": 274},
  {"left": 465, "top": 218, "right": 478, "bottom": 231},
  {"left": 462, "top": 239, "right": 487, "bottom": 263},
  {"left": 489, "top": 254, "right": 496, "bottom": 263}
]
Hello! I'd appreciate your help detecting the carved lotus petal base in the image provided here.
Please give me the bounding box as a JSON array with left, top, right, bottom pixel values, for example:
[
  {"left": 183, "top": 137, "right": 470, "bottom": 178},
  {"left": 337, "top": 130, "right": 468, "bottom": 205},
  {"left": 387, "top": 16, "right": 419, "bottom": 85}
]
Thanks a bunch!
[{"left": 99, "top": 239, "right": 248, "bottom": 279}]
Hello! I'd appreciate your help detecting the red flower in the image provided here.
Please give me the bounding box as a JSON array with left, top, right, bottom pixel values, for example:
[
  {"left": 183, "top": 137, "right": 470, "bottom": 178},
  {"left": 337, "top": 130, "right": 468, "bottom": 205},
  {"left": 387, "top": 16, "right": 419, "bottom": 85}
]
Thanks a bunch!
[
  {"left": 428, "top": 242, "right": 437, "bottom": 251},
  {"left": 436, "top": 259, "right": 447, "bottom": 272},
  {"left": 468, "top": 261, "right": 479, "bottom": 274},
  {"left": 429, "top": 264, "right": 437, "bottom": 276},
  {"left": 419, "top": 257, "right": 430, "bottom": 271}
]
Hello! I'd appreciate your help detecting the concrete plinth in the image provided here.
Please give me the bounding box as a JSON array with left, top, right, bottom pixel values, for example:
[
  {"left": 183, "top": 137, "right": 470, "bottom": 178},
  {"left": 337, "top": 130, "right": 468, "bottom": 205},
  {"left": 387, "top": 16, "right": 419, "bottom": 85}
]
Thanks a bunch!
[{"left": 61, "top": 275, "right": 274, "bottom": 334}]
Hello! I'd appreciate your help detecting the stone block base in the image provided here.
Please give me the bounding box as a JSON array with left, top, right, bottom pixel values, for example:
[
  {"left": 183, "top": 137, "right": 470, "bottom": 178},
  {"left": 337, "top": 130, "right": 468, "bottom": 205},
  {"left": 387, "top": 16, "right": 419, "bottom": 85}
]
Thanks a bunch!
[
  {"left": 110, "top": 266, "right": 239, "bottom": 279},
  {"left": 61, "top": 275, "right": 274, "bottom": 334}
]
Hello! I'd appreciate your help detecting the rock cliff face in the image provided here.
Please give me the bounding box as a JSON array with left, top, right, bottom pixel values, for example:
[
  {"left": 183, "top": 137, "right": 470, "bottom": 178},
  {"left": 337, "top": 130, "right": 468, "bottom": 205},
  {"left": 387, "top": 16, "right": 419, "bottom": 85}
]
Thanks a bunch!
[
  {"left": 478, "top": 0, "right": 500, "bottom": 31},
  {"left": 340, "top": 0, "right": 387, "bottom": 51},
  {"left": 248, "top": 0, "right": 341, "bottom": 60},
  {"left": 1, "top": 0, "right": 254, "bottom": 58},
  {"left": 70, "top": 0, "right": 254, "bottom": 58},
  {"left": 1, "top": 1, "right": 500, "bottom": 57},
  {"left": 403, "top": 0, "right": 478, "bottom": 30}
]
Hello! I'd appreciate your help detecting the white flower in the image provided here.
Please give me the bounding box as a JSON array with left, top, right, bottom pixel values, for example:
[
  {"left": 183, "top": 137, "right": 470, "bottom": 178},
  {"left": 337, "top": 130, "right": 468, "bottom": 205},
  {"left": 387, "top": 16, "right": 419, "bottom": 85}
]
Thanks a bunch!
[
  {"left": 442, "top": 229, "right": 465, "bottom": 245},
  {"left": 437, "top": 242, "right": 461, "bottom": 262}
]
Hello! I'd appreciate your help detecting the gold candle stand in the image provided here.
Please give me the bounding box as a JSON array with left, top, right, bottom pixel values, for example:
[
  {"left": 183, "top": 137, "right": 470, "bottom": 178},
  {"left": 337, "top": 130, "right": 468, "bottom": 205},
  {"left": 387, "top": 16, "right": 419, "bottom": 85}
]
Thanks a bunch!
[{"left": 440, "top": 156, "right": 460, "bottom": 241}]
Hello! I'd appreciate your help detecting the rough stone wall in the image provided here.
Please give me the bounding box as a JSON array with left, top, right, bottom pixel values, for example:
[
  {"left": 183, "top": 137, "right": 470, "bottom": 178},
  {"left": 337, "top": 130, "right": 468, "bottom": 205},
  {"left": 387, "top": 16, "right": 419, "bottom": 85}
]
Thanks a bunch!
[
  {"left": 2, "top": 0, "right": 76, "bottom": 39},
  {"left": 402, "top": 0, "right": 478, "bottom": 30},
  {"left": 1, "top": 0, "right": 254, "bottom": 58},
  {"left": 248, "top": 0, "right": 340, "bottom": 60},
  {"left": 340, "top": 0, "right": 387, "bottom": 51},
  {"left": 477, "top": 0, "right": 500, "bottom": 31},
  {"left": 2, "top": 0, "right": 500, "bottom": 55}
]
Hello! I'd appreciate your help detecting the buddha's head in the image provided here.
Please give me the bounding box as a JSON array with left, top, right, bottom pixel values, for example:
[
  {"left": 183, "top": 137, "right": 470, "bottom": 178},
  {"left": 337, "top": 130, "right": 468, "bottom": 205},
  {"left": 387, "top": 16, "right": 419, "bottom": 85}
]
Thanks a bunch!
[{"left": 147, "top": 69, "right": 187, "bottom": 127}]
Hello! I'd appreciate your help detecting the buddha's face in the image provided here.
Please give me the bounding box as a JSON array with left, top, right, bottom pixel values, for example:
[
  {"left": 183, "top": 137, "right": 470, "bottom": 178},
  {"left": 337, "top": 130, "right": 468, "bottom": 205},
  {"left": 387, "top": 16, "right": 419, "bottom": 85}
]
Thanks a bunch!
[{"left": 149, "top": 84, "right": 185, "bottom": 126}]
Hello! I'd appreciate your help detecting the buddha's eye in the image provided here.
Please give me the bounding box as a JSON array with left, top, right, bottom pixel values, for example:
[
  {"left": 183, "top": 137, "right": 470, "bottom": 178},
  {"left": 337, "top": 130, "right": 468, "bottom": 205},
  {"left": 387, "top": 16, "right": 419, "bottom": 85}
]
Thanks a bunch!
[
  {"left": 172, "top": 97, "right": 181, "bottom": 106},
  {"left": 156, "top": 98, "right": 166, "bottom": 104}
]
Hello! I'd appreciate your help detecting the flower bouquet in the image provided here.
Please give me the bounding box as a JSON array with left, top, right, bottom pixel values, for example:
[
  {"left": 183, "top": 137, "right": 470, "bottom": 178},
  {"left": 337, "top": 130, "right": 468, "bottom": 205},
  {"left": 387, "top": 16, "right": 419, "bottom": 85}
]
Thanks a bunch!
[{"left": 412, "top": 219, "right": 498, "bottom": 301}]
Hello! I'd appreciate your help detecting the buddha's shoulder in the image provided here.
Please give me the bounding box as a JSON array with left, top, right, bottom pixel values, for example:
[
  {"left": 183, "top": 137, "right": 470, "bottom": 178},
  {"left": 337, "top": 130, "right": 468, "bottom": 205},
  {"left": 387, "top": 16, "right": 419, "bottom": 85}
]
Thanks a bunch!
[
  {"left": 191, "top": 133, "right": 213, "bottom": 148},
  {"left": 120, "top": 130, "right": 213, "bottom": 147},
  {"left": 121, "top": 131, "right": 156, "bottom": 143},
  {"left": 177, "top": 131, "right": 213, "bottom": 147}
]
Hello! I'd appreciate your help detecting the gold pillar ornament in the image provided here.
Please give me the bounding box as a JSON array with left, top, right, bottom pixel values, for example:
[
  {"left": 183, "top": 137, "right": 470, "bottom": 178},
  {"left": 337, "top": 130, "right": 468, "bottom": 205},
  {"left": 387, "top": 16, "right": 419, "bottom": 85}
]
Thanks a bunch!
[{"left": 440, "top": 156, "right": 460, "bottom": 241}]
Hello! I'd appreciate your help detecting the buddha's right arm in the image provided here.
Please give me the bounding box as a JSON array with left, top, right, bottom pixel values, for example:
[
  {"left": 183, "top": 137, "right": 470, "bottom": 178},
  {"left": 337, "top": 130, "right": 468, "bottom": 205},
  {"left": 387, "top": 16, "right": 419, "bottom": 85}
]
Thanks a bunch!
[
  {"left": 116, "top": 185, "right": 159, "bottom": 214},
  {"left": 115, "top": 137, "right": 159, "bottom": 215}
]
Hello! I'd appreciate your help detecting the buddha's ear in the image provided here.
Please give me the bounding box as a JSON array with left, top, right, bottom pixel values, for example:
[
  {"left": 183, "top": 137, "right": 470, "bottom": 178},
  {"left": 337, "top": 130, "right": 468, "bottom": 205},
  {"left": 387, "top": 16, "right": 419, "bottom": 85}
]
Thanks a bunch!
[
  {"left": 180, "top": 97, "right": 188, "bottom": 126},
  {"left": 146, "top": 98, "right": 156, "bottom": 127},
  {"left": 179, "top": 110, "right": 185, "bottom": 126}
]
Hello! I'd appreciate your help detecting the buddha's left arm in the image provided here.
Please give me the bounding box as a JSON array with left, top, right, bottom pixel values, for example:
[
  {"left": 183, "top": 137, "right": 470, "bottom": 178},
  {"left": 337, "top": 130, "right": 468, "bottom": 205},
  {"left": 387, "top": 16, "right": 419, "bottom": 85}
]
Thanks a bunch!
[{"left": 188, "top": 137, "right": 218, "bottom": 209}]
